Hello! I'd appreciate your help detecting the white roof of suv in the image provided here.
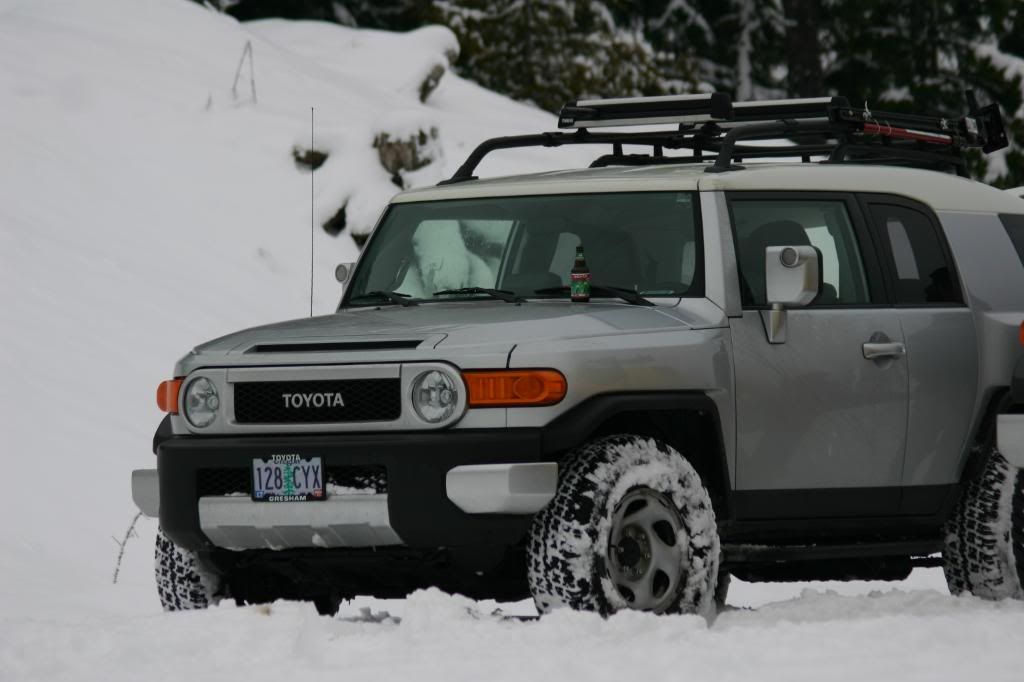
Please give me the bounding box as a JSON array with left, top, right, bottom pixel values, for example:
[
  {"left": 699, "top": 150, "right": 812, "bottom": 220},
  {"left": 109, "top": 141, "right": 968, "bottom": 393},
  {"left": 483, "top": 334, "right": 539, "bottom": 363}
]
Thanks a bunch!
[{"left": 393, "top": 163, "right": 1024, "bottom": 214}]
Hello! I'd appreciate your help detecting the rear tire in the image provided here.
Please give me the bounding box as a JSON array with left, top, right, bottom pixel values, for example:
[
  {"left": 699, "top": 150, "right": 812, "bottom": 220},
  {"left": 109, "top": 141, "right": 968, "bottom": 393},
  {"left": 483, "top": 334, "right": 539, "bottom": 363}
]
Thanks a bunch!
[
  {"left": 943, "top": 448, "right": 1024, "bottom": 600},
  {"left": 155, "top": 527, "right": 221, "bottom": 611},
  {"left": 526, "top": 435, "right": 720, "bottom": 617}
]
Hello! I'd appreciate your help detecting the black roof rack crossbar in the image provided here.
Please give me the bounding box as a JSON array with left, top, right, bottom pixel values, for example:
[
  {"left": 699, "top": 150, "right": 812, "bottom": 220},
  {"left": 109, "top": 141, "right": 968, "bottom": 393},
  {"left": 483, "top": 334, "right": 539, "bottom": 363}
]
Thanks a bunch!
[
  {"left": 829, "top": 143, "right": 966, "bottom": 172},
  {"left": 441, "top": 129, "right": 713, "bottom": 184},
  {"left": 705, "top": 120, "right": 838, "bottom": 173},
  {"left": 440, "top": 91, "right": 1008, "bottom": 184}
]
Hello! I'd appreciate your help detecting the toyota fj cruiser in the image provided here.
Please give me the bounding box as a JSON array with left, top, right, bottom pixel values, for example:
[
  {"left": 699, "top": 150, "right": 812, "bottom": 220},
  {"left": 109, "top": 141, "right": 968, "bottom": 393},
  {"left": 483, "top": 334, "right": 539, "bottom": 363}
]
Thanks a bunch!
[{"left": 133, "top": 93, "right": 1024, "bottom": 616}]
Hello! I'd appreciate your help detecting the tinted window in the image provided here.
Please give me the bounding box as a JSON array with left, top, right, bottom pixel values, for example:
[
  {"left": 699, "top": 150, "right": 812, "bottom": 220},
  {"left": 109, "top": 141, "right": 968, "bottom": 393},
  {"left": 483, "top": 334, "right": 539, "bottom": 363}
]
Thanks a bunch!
[
  {"left": 730, "top": 199, "right": 870, "bottom": 306},
  {"left": 870, "top": 204, "right": 962, "bottom": 305},
  {"left": 1001, "top": 214, "right": 1024, "bottom": 269}
]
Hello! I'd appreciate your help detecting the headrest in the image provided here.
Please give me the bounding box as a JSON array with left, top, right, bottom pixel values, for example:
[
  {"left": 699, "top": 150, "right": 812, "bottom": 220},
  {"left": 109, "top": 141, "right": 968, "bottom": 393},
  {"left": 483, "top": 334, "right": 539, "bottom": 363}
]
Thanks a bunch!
[{"left": 749, "top": 220, "right": 810, "bottom": 248}]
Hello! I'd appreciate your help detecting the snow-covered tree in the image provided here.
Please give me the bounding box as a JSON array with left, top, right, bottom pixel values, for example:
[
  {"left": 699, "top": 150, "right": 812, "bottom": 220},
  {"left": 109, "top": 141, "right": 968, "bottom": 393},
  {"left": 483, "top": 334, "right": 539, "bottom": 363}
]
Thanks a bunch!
[
  {"left": 821, "top": 0, "right": 1023, "bottom": 184},
  {"left": 435, "top": 0, "right": 666, "bottom": 112}
]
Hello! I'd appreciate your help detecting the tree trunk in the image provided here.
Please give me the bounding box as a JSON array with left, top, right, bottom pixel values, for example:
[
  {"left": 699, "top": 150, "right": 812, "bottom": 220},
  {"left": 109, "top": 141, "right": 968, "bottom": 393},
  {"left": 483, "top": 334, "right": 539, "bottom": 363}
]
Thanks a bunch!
[
  {"left": 783, "top": 0, "right": 823, "bottom": 97},
  {"left": 736, "top": 0, "right": 754, "bottom": 101}
]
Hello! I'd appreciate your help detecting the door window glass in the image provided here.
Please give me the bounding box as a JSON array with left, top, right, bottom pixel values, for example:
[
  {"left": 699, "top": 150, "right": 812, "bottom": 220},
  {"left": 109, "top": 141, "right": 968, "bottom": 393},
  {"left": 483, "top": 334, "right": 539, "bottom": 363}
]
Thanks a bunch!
[
  {"left": 869, "top": 204, "right": 962, "bottom": 305},
  {"left": 730, "top": 199, "right": 870, "bottom": 306},
  {"left": 1000, "top": 214, "right": 1024, "bottom": 269}
]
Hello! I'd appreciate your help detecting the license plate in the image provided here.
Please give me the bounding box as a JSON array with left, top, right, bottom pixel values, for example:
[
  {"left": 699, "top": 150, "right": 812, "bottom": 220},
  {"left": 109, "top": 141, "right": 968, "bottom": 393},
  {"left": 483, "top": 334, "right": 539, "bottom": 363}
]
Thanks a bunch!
[{"left": 252, "top": 455, "right": 324, "bottom": 502}]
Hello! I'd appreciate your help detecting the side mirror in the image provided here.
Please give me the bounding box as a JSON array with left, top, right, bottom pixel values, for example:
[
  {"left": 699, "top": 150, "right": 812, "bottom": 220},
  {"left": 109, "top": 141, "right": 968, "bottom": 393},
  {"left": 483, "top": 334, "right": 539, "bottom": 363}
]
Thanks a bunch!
[
  {"left": 334, "top": 262, "right": 355, "bottom": 284},
  {"left": 762, "top": 245, "right": 820, "bottom": 344}
]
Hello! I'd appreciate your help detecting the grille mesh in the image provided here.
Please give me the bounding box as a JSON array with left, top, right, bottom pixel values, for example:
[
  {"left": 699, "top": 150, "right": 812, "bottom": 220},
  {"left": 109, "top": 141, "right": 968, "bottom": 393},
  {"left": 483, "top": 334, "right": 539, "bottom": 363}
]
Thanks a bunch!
[
  {"left": 233, "top": 379, "right": 400, "bottom": 424},
  {"left": 197, "top": 465, "right": 387, "bottom": 497}
]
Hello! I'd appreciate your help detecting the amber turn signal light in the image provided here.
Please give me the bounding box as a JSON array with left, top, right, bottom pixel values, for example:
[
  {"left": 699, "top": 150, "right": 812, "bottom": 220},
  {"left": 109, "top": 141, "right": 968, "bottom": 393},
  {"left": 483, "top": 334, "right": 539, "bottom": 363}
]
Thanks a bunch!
[
  {"left": 1019, "top": 321, "right": 1024, "bottom": 347},
  {"left": 157, "top": 379, "right": 183, "bottom": 414},
  {"left": 463, "top": 369, "right": 567, "bottom": 407}
]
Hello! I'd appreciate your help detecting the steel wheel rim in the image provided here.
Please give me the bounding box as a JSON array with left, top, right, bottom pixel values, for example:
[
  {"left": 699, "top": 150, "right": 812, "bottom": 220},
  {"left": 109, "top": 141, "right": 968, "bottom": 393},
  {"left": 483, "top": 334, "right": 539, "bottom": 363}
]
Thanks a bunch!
[{"left": 607, "top": 487, "right": 687, "bottom": 612}]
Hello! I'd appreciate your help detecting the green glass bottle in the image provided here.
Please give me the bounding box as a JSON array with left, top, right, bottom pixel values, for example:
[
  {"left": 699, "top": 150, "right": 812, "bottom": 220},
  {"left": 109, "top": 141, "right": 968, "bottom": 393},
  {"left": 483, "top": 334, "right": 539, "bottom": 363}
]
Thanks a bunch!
[{"left": 570, "top": 245, "right": 591, "bottom": 302}]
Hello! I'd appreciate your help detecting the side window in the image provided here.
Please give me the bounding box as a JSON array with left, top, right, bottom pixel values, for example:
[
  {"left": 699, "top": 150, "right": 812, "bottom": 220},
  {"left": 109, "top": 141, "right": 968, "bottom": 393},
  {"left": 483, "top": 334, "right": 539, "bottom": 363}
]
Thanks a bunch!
[
  {"left": 1000, "top": 214, "right": 1024, "bottom": 268},
  {"left": 730, "top": 198, "right": 871, "bottom": 306},
  {"left": 869, "top": 204, "right": 962, "bottom": 305}
]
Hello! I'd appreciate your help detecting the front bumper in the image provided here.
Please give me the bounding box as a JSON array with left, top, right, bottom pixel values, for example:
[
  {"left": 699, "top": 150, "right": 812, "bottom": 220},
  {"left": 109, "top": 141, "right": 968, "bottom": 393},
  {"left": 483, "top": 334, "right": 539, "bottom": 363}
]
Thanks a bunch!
[{"left": 146, "top": 429, "right": 555, "bottom": 552}]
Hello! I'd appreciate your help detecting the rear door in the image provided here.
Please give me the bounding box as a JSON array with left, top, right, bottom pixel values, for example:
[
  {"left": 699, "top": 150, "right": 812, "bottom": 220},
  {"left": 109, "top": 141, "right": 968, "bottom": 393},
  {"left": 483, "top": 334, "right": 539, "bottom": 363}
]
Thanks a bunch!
[
  {"left": 727, "top": 192, "right": 908, "bottom": 518},
  {"left": 859, "top": 195, "right": 978, "bottom": 513}
]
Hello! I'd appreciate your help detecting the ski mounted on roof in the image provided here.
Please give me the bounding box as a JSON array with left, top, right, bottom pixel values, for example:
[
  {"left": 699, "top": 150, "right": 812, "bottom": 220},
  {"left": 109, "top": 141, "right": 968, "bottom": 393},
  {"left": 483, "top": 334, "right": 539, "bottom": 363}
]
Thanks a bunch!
[{"left": 440, "top": 91, "right": 1008, "bottom": 184}]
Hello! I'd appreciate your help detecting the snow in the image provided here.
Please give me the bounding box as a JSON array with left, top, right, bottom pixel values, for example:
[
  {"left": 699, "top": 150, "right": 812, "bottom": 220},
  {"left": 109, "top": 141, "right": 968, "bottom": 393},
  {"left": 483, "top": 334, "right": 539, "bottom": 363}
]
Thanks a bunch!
[{"left": 1, "top": 1, "right": 1023, "bottom": 679}]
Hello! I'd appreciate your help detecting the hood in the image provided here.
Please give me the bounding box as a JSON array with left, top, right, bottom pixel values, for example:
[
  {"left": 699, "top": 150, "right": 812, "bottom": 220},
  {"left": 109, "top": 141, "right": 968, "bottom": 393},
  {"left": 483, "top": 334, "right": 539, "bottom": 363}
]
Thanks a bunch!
[{"left": 175, "top": 299, "right": 723, "bottom": 374}]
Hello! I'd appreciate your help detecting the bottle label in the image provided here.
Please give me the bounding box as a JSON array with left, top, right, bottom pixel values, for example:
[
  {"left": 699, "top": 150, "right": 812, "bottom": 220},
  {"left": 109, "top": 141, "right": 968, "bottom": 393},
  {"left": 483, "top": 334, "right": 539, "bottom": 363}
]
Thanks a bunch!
[{"left": 570, "top": 272, "right": 591, "bottom": 301}]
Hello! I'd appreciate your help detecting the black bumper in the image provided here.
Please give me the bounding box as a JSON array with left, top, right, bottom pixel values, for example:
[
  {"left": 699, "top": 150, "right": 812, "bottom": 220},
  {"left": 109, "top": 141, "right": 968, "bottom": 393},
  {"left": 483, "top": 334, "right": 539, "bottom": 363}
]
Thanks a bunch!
[{"left": 158, "top": 429, "right": 546, "bottom": 552}]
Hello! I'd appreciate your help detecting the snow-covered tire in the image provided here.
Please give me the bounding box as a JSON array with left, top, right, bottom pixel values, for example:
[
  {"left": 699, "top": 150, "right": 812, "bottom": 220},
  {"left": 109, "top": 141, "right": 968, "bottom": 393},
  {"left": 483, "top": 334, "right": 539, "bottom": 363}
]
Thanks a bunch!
[
  {"left": 155, "top": 527, "right": 221, "bottom": 611},
  {"left": 943, "top": 448, "right": 1024, "bottom": 600},
  {"left": 527, "top": 435, "right": 720, "bottom": 617}
]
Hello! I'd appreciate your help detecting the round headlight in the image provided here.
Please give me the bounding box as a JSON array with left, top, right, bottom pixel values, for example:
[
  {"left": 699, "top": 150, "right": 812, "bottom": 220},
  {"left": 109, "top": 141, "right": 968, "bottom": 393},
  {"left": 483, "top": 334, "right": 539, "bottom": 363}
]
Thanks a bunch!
[
  {"left": 411, "top": 370, "right": 459, "bottom": 423},
  {"left": 183, "top": 376, "right": 220, "bottom": 428}
]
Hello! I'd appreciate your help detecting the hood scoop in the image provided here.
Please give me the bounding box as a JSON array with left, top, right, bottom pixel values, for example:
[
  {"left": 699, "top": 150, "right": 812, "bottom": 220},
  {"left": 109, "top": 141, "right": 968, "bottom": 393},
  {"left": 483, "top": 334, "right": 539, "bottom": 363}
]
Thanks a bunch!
[{"left": 246, "top": 340, "right": 423, "bottom": 354}]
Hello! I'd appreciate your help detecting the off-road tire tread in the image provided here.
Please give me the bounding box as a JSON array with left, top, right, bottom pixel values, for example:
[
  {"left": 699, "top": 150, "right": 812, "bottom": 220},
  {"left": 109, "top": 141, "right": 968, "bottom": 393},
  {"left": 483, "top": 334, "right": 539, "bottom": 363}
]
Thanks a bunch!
[
  {"left": 943, "top": 449, "right": 1023, "bottom": 599},
  {"left": 526, "top": 434, "right": 719, "bottom": 616},
  {"left": 155, "top": 527, "right": 219, "bottom": 611}
]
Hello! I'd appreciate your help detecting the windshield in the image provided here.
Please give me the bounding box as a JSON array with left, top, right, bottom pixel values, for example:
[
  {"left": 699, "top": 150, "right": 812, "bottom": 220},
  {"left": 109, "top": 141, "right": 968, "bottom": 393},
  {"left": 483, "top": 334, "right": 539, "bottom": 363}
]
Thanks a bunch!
[{"left": 344, "top": 192, "right": 703, "bottom": 305}]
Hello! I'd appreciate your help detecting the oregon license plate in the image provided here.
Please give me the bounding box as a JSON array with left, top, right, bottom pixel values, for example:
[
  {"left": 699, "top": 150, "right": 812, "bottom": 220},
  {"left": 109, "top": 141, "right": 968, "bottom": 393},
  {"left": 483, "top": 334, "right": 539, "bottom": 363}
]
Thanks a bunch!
[{"left": 252, "top": 455, "right": 324, "bottom": 502}]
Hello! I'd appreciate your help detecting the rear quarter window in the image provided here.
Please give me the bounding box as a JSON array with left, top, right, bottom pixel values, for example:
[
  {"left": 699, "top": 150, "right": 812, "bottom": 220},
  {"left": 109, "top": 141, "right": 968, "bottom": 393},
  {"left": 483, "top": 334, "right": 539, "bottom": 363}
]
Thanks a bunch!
[{"left": 1000, "top": 214, "right": 1024, "bottom": 268}]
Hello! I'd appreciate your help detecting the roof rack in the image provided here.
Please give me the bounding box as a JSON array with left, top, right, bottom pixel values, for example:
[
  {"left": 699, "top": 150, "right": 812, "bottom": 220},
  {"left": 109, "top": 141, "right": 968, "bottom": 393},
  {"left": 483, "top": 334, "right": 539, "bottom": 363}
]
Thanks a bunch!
[{"left": 440, "top": 91, "right": 1007, "bottom": 185}]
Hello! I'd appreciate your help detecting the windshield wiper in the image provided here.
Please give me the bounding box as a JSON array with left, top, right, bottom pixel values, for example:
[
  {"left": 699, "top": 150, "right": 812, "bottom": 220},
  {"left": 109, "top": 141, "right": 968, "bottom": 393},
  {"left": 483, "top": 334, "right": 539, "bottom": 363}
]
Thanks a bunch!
[
  {"left": 433, "top": 287, "right": 526, "bottom": 303},
  {"left": 348, "top": 290, "right": 419, "bottom": 307},
  {"left": 534, "top": 285, "right": 655, "bottom": 306}
]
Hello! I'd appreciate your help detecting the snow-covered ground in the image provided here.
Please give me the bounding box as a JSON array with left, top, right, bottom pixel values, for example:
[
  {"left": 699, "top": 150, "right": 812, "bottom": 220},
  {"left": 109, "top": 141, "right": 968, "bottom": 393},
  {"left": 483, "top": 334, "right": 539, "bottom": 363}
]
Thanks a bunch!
[{"left": 1, "top": 1, "right": 1023, "bottom": 679}]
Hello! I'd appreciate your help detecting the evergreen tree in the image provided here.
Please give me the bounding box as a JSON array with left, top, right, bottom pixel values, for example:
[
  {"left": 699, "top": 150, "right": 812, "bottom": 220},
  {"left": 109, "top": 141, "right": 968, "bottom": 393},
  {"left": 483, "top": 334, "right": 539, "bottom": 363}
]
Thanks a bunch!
[
  {"left": 781, "top": 0, "right": 823, "bottom": 97},
  {"left": 435, "top": 0, "right": 665, "bottom": 112},
  {"left": 336, "top": 1, "right": 433, "bottom": 30},
  {"left": 190, "top": 0, "right": 431, "bottom": 29},
  {"left": 819, "top": 0, "right": 1022, "bottom": 184}
]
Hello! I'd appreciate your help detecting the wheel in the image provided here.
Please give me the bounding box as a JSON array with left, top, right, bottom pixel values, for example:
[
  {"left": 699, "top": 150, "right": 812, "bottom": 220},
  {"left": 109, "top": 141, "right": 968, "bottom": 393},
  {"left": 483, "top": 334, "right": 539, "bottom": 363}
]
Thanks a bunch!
[
  {"left": 155, "top": 527, "right": 222, "bottom": 611},
  {"left": 943, "top": 448, "right": 1024, "bottom": 600},
  {"left": 527, "top": 435, "right": 721, "bottom": 616}
]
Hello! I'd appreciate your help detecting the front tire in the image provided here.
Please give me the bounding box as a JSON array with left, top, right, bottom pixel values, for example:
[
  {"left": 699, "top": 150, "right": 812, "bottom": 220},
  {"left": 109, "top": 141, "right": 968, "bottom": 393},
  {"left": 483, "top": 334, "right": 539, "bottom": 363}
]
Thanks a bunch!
[
  {"left": 943, "top": 448, "right": 1024, "bottom": 600},
  {"left": 155, "top": 527, "right": 222, "bottom": 611},
  {"left": 526, "top": 435, "right": 720, "bottom": 616}
]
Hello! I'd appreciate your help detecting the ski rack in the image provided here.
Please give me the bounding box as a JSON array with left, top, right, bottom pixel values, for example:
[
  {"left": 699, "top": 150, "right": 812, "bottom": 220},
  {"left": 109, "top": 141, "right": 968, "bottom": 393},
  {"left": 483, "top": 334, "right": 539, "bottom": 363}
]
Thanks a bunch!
[{"left": 440, "top": 92, "right": 1008, "bottom": 184}]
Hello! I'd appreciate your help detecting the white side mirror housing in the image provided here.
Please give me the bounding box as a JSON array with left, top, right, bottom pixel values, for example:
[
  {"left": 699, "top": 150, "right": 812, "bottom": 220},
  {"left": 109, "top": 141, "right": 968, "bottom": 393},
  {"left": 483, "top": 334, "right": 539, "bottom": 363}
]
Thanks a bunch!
[
  {"left": 762, "top": 245, "right": 821, "bottom": 344},
  {"left": 765, "top": 245, "right": 821, "bottom": 307}
]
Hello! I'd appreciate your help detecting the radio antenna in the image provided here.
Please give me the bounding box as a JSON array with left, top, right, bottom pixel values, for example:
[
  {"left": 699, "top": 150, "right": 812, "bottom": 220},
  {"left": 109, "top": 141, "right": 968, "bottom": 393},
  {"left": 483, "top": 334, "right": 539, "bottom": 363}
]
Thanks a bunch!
[{"left": 309, "top": 106, "right": 315, "bottom": 317}]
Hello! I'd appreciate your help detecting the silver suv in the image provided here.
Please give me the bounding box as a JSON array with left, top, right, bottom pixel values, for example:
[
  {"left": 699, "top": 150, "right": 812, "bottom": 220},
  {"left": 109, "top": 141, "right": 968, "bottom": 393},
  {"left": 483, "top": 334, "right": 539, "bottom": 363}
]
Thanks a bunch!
[{"left": 133, "top": 93, "right": 1024, "bottom": 615}]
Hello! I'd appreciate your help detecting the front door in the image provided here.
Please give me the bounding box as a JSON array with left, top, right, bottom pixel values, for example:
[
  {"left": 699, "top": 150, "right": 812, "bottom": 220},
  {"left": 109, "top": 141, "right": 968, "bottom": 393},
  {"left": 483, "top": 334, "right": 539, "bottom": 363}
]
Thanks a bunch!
[{"left": 727, "top": 192, "right": 908, "bottom": 518}]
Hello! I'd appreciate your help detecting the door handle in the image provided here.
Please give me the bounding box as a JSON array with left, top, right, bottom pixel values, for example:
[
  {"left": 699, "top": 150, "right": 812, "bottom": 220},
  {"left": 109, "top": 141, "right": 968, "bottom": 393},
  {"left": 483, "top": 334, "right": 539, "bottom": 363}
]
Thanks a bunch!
[{"left": 862, "top": 342, "right": 906, "bottom": 360}]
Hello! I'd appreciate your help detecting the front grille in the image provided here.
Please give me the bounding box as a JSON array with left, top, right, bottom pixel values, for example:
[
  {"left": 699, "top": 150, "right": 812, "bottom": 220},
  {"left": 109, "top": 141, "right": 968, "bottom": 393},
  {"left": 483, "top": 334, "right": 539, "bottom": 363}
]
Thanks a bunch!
[
  {"left": 233, "top": 379, "right": 400, "bottom": 424},
  {"left": 197, "top": 468, "right": 249, "bottom": 497},
  {"left": 197, "top": 465, "right": 388, "bottom": 497}
]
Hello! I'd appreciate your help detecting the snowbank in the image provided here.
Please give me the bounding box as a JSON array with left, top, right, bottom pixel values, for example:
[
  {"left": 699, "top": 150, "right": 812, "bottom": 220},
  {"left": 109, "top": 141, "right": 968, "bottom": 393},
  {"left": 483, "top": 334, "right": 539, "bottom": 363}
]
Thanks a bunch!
[
  {"left": 0, "top": 0, "right": 589, "bottom": 610},
  {"left": 3, "top": 578, "right": 1023, "bottom": 682}
]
